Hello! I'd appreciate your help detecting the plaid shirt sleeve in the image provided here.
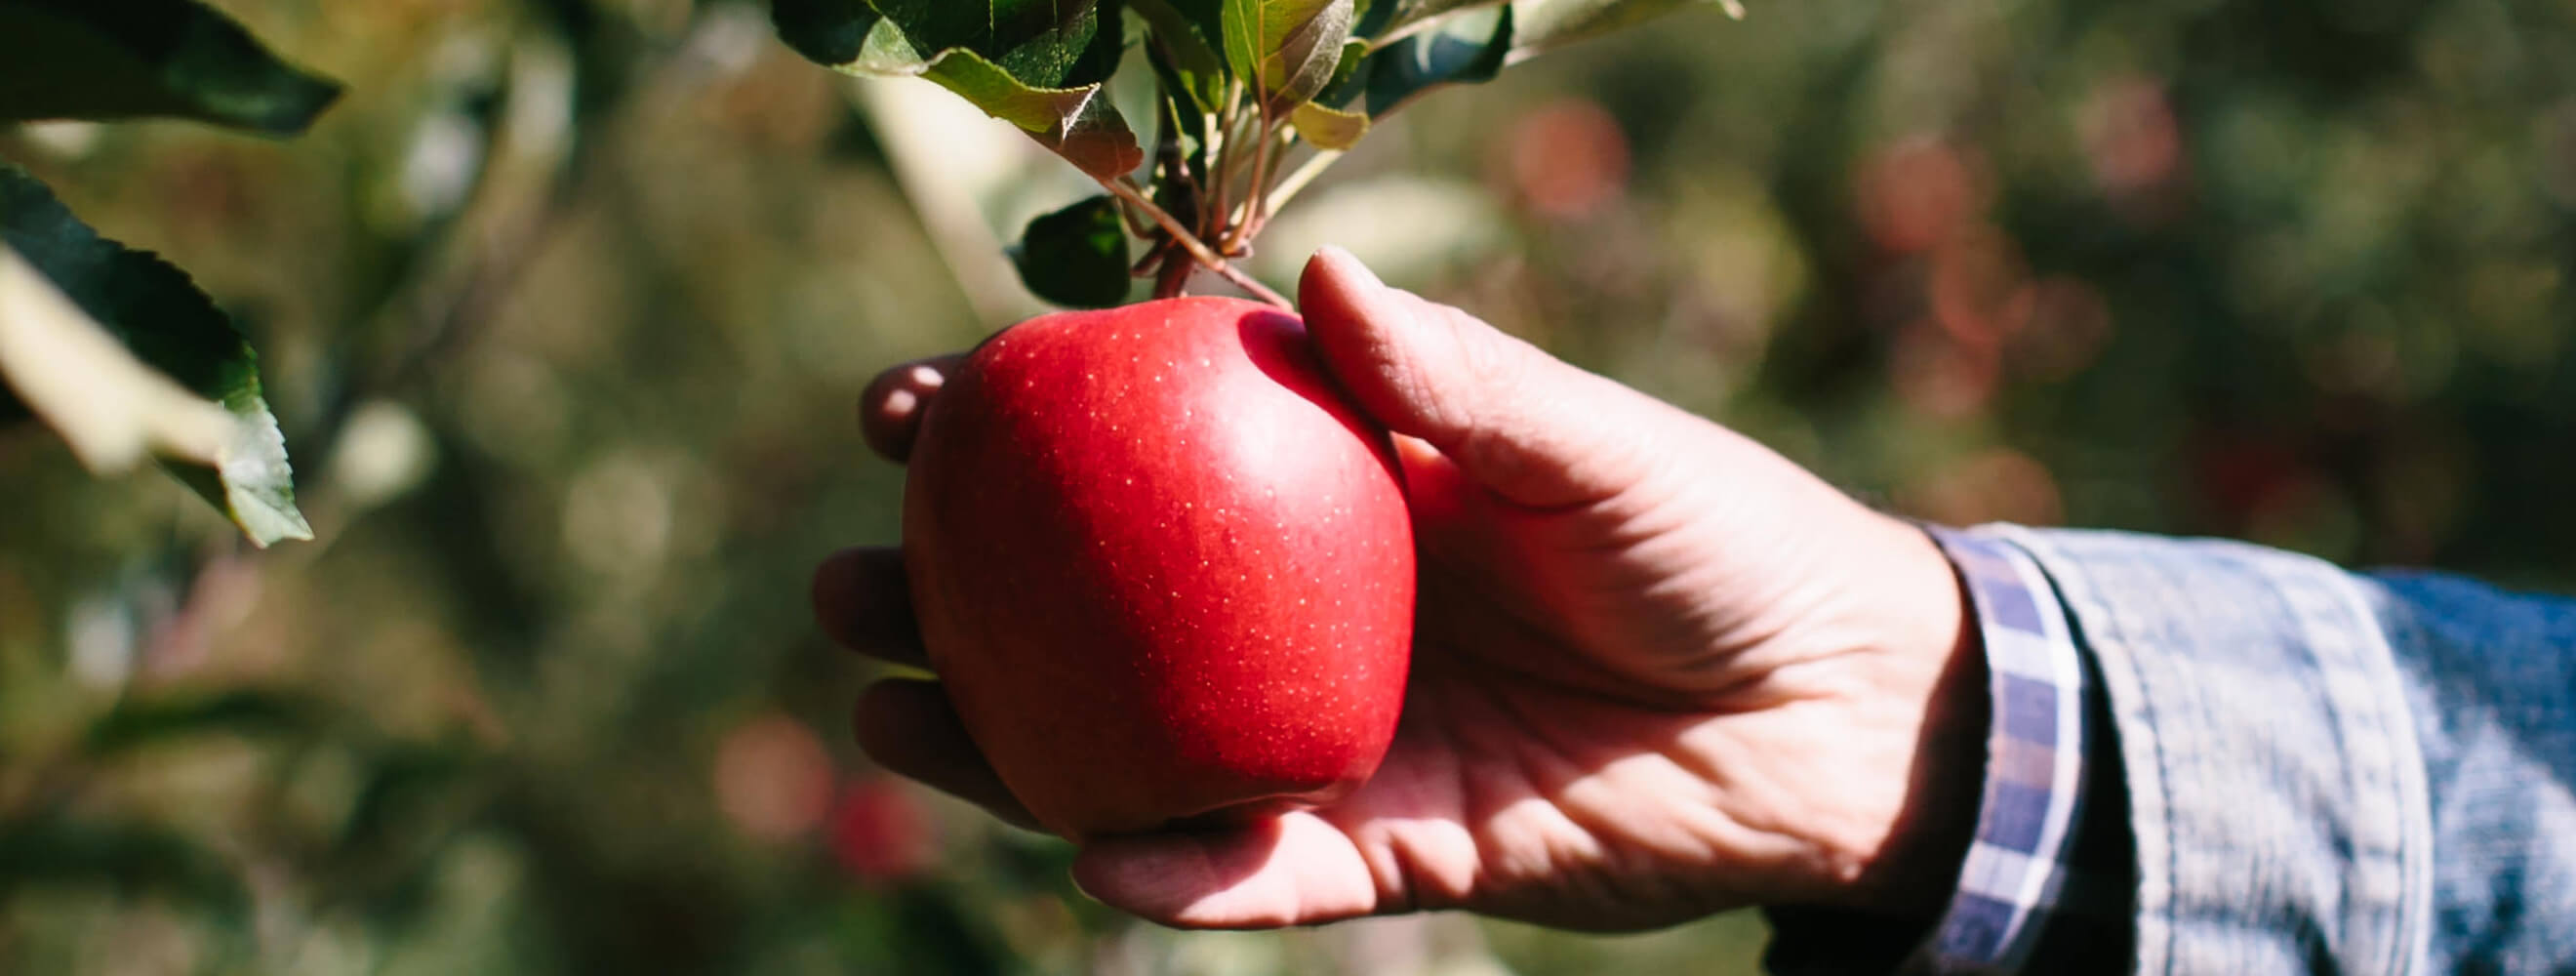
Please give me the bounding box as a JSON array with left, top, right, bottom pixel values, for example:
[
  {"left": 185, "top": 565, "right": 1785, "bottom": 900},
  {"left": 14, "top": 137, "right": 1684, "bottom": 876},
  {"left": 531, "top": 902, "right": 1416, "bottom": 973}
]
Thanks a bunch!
[
  {"left": 1766, "top": 527, "right": 2134, "bottom": 975},
  {"left": 1916, "top": 528, "right": 2132, "bottom": 973}
]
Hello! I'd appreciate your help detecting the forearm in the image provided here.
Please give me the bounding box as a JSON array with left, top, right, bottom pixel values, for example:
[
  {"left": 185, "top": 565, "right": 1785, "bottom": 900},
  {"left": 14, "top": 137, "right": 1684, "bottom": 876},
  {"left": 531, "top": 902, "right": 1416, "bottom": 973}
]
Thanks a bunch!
[{"left": 2363, "top": 570, "right": 2576, "bottom": 972}]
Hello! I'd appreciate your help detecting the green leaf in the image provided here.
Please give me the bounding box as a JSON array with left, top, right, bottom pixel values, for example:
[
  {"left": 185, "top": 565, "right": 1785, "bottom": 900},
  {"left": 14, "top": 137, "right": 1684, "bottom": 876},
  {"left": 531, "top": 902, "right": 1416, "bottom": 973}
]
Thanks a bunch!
[
  {"left": 1363, "top": 5, "right": 1511, "bottom": 117},
  {"left": 1010, "top": 196, "right": 1134, "bottom": 308},
  {"left": 1222, "top": 0, "right": 1357, "bottom": 112},
  {"left": 0, "top": 0, "right": 342, "bottom": 135},
  {"left": 772, "top": 0, "right": 1145, "bottom": 180},
  {"left": 336, "top": 748, "right": 472, "bottom": 853},
  {"left": 1146, "top": 42, "right": 1213, "bottom": 164},
  {"left": 1363, "top": 0, "right": 1508, "bottom": 40},
  {"left": 1131, "top": 0, "right": 1228, "bottom": 112},
  {"left": 1317, "top": 37, "right": 1371, "bottom": 107},
  {"left": 1290, "top": 101, "right": 1369, "bottom": 148},
  {"left": 0, "top": 164, "right": 312, "bottom": 547},
  {"left": 1508, "top": 0, "right": 1730, "bottom": 59},
  {"left": 911, "top": 47, "right": 1144, "bottom": 181},
  {"left": 86, "top": 691, "right": 314, "bottom": 754},
  {"left": 0, "top": 816, "right": 251, "bottom": 924}
]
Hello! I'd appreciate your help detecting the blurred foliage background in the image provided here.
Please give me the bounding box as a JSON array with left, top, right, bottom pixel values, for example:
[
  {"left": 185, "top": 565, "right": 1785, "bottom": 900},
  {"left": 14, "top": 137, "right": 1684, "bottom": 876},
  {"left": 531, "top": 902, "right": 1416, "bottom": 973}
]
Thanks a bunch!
[{"left": 2, "top": 0, "right": 2572, "bottom": 972}]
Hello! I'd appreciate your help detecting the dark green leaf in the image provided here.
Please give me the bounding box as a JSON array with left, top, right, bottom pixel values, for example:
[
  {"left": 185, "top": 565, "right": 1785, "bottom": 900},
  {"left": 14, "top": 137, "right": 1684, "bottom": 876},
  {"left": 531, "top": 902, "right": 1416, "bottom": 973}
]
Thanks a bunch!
[
  {"left": 86, "top": 691, "right": 315, "bottom": 754},
  {"left": 1143, "top": 52, "right": 1211, "bottom": 235},
  {"left": 1363, "top": 5, "right": 1511, "bottom": 117},
  {"left": 0, "top": 164, "right": 312, "bottom": 546},
  {"left": 1145, "top": 44, "right": 1206, "bottom": 155},
  {"left": 0, "top": 0, "right": 342, "bottom": 135},
  {"left": 1317, "top": 37, "right": 1371, "bottom": 107},
  {"left": 0, "top": 816, "right": 251, "bottom": 923},
  {"left": 1170, "top": 0, "right": 1229, "bottom": 39},
  {"left": 1132, "top": 0, "right": 1228, "bottom": 112},
  {"left": 1222, "top": 0, "right": 1357, "bottom": 112},
  {"left": 1355, "top": 0, "right": 1398, "bottom": 35},
  {"left": 1011, "top": 196, "right": 1133, "bottom": 308},
  {"left": 772, "top": 0, "right": 1145, "bottom": 180},
  {"left": 336, "top": 747, "right": 474, "bottom": 855}
]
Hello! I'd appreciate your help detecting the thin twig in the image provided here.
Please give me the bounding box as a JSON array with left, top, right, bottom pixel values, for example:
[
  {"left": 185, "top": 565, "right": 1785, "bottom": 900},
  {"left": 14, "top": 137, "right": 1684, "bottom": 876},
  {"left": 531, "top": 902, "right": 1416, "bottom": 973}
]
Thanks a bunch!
[
  {"left": 1107, "top": 178, "right": 1221, "bottom": 266},
  {"left": 1235, "top": 126, "right": 1307, "bottom": 240},
  {"left": 1227, "top": 110, "right": 1281, "bottom": 254},
  {"left": 1104, "top": 178, "right": 1291, "bottom": 308},
  {"left": 1261, "top": 148, "right": 1343, "bottom": 225},
  {"left": 1210, "top": 259, "right": 1291, "bottom": 306},
  {"left": 1113, "top": 197, "right": 1157, "bottom": 239},
  {"left": 1206, "top": 81, "right": 1245, "bottom": 237}
]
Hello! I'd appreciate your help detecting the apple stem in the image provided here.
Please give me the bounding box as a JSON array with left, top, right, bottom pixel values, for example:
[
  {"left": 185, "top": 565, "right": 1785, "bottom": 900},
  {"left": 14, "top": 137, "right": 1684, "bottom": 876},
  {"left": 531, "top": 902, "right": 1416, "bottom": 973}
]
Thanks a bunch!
[
  {"left": 1216, "top": 261, "right": 1290, "bottom": 307},
  {"left": 1104, "top": 177, "right": 1292, "bottom": 309}
]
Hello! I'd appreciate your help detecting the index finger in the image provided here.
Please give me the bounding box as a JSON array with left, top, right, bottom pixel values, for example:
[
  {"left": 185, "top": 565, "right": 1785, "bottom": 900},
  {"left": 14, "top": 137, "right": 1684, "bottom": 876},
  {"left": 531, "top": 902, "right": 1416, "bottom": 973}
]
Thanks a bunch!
[{"left": 861, "top": 354, "right": 968, "bottom": 464}]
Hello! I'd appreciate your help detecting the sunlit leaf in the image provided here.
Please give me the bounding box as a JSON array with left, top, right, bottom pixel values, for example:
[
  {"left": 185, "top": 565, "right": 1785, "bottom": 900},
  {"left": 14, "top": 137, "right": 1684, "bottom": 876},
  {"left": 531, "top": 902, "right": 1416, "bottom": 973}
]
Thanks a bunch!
[
  {"left": 0, "top": 165, "right": 312, "bottom": 547},
  {"left": 1290, "top": 101, "right": 1369, "bottom": 148},
  {"left": 1508, "top": 0, "right": 1732, "bottom": 60},
  {"left": 0, "top": 250, "right": 231, "bottom": 468},
  {"left": 1222, "top": 0, "right": 1358, "bottom": 112},
  {"left": 1011, "top": 196, "right": 1133, "bottom": 308},
  {"left": 1363, "top": 5, "right": 1511, "bottom": 117},
  {"left": 1358, "top": 0, "right": 1509, "bottom": 41},
  {"left": 0, "top": 0, "right": 342, "bottom": 135},
  {"left": 772, "top": 0, "right": 1145, "bottom": 180}
]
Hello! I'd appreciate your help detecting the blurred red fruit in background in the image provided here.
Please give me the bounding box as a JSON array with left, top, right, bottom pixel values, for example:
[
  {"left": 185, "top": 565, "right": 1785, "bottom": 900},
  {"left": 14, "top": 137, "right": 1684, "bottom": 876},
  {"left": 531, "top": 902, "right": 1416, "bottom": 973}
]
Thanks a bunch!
[
  {"left": 714, "top": 712, "right": 834, "bottom": 842},
  {"left": 829, "top": 777, "right": 938, "bottom": 886},
  {"left": 1504, "top": 99, "right": 1632, "bottom": 221}
]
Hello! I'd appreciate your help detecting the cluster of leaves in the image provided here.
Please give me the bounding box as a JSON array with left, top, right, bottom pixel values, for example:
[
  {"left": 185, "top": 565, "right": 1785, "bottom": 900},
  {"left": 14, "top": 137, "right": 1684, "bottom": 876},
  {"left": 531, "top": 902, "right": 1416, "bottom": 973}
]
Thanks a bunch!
[
  {"left": 770, "top": 0, "right": 1735, "bottom": 308},
  {"left": 0, "top": 0, "right": 340, "bottom": 547}
]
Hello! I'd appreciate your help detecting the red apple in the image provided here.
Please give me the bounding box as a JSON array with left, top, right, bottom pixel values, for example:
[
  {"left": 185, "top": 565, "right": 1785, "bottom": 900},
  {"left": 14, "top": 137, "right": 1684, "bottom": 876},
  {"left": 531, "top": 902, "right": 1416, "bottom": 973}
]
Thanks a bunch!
[{"left": 902, "top": 297, "right": 1415, "bottom": 840}]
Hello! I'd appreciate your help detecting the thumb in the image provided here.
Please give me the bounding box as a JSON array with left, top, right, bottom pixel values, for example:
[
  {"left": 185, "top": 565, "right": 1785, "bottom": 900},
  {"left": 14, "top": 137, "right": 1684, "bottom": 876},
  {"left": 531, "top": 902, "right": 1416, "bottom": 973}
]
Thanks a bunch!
[
  {"left": 1070, "top": 812, "right": 1388, "bottom": 929},
  {"left": 1298, "top": 247, "right": 1662, "bottom": 508}
]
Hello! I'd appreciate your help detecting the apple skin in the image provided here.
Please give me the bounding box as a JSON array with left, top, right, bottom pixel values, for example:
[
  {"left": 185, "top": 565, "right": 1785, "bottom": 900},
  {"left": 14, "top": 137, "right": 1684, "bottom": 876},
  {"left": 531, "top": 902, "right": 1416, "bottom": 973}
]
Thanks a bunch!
[{"left": 902, "top": 297, "right": 1415, "bottom": 840}]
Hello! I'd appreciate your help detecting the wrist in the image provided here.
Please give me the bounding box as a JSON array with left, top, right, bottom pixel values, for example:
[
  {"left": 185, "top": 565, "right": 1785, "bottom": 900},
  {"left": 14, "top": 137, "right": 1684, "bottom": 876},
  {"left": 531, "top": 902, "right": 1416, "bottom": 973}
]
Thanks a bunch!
[{"left": 1839, "top": 520, "right": 1990, "bottom": 915}]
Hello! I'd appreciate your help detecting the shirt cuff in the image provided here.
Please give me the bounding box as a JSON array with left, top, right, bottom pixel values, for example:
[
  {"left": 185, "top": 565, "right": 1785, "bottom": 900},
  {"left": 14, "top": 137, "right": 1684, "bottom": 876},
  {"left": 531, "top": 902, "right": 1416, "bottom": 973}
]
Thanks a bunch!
[
  {"left": 1913, "top": 526, "right": 2134, "bottom": 973},
  {"left": 1763, "top": 525, "right": 2134, "bottom": 976}
]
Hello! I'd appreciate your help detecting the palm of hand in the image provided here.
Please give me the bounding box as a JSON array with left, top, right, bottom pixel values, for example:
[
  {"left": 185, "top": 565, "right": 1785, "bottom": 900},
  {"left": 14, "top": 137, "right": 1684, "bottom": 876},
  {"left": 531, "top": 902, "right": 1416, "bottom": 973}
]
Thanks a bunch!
[{"left": 1105, "top": 428, "right": 1952, "bottom": 931}]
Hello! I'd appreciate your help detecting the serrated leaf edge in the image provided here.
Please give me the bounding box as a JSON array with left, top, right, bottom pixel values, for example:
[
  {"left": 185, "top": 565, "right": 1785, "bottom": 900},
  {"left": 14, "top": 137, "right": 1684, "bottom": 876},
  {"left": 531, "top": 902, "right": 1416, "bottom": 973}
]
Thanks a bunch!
[{"left": 811, "top": 20, "right": 1143, "bottom": 179}]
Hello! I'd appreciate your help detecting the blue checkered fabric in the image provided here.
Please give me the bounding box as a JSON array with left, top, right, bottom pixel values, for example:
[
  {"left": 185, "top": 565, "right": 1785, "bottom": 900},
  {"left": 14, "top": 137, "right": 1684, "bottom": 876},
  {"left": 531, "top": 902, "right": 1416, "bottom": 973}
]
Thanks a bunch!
[
  {"left": 1763, "top": 527, "right": 2134, "bottom": 975},
  {"left": 1916, "top": 528, "right": 2133, "bottom": 973}
]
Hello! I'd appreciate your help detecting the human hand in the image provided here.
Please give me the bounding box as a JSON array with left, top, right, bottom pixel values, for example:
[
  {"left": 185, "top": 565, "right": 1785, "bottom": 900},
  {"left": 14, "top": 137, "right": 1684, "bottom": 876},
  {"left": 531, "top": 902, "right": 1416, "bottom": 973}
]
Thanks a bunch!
[{"left": 814, "top": 248, "right": 1987, "bottom": 932}]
